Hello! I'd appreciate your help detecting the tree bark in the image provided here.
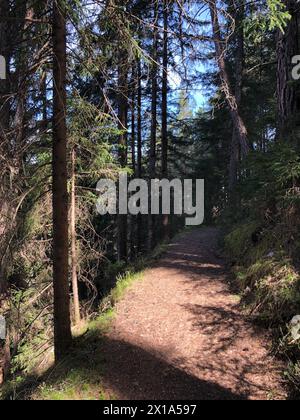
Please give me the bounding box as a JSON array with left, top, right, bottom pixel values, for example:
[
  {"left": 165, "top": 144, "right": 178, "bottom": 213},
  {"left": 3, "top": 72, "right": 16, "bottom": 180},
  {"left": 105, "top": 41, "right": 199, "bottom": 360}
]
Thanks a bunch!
[
  {"left": 0, "top": 0, "right": 9, "bottom": 141},
  {"left": 137, "top": 58, "right": 142, "bottom": 180},
  {"left": 131, "top": 65, "right": 136, "bottom": 174},
  {"left": 52, "top": 0, "right": 72, "bottom": 360},
  {"left": 130, "top": 65, "right": 136, "bottom": 260},
  {"left": 209, "top": 0, "right": 249, "bottom": 158},
  {"left": 0, "top": 332, "right": 11, "bottom": 385},
  {"left": 148, "top": 2, "right": 159, "bottom": 250},
  {"left": 277, "top": 0, "right": 300, "bottom": 143},
  {"left": 13, "top": 3, "right": 30, "bottom": 155},
  {"left": 161, "top": 0, "right": 170, "bottom": 241},
  {"left": 41, "top": 69, "right": 48, "bottom": 133},
  {"left": 136, "top": 58, "right": 143, "bottom": 253},
  {"left": 161, "top": 0, "right": 168, "bottom": 179},
  {"left": 117, "top": 48, "right": 128, "bottom": 262},
  {"left": 70, "top": 147, "right": 80, "bottom": 326},
  {"left": 0, "top": 0, "right": 10, "bottom": 296},
  {"left": 229, "top": 1, "right": 245, "bottom": 193},
  {"left": 0, "top": 1, "right": 28, "bottom": 296}
]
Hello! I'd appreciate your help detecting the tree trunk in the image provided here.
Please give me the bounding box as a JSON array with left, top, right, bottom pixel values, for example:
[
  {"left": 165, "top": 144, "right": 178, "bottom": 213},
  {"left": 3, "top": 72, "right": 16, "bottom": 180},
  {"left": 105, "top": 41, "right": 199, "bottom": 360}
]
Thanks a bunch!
[
  {"left": 0, "top": 1, "right": 28, "bottom": 297},
  {"left": 70, "top": 147, "right": 80, "bottom": 326},
  {"left": 148, "top": 2, "right": 159, "bottom": 250},
  {"left": 0, "top": 332, "right": 11, "bottom": 385},
  {"left": 117, "top": 48, "right": 128, "bottom": 262},
  {"left": 137, "top": 58, "right": 142, "bottom": 179},
  {"left": 161, "top": 0, "right": 168, "bottom": 179},
  {"left": 13, "top": 4, "right": 30, "bottom": 155},
  {"left": 52, "top": 0, "right": 72, "bottom": 361},
  {"left": 0, "top": 0, "right": 10, "bottom": 296},
  {"left": 41, "top": 70, "right": 48, "bottom": 133},
  {"left": 229, "top": 1, "right": 245, "bottom": 194},
  {"left": 209, "top": 0, "right": 249, "bottom": 158},
  {"left": 277, "top": 0, "right": 300, "bottom": 143},
  {"left": 131, "top": 66, "right": 136, "bottom": 174},
  {"left": 0, "top": 0, "right": 9, "bottom": 140},
  {"left": 130, "top": 65, "right": 136, "bottom": 260},
  {"left": 161, "top": 0, "right": 169, "bottom": 241},
  {"left": 136, "top": 58, "right": 143, "bottom": 252}
]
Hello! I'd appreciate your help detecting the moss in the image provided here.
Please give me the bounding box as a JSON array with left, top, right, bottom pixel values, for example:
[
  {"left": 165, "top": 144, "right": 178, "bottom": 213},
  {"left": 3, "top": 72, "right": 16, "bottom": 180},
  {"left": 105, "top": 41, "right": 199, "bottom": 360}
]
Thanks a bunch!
[
  {"left": 230, "top": 245, "right": 300, "bottom": 322},
  {"left": 253, "top": 265, "right": 300, "bottom": 323}
]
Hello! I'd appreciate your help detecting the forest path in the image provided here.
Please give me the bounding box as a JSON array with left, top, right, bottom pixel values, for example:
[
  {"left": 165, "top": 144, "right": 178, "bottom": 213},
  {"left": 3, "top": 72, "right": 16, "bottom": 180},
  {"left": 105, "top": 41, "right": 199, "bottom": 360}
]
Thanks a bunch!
[{"left": 100, "top": 227, "right": 286, "bottom": 400}]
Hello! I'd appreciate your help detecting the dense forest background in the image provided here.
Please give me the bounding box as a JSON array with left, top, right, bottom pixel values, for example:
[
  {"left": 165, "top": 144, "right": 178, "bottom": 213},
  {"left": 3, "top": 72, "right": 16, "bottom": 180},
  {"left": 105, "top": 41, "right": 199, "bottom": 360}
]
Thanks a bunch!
[{"left": 0, "top": 0, "right": 300, "bottom": 398}]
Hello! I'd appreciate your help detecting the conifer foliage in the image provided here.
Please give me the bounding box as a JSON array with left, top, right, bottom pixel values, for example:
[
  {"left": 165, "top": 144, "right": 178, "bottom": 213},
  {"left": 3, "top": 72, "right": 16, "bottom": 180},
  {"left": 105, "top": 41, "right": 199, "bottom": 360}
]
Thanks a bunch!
[{"left": 0, "top": 0, "right": 300, "bottom": 394}]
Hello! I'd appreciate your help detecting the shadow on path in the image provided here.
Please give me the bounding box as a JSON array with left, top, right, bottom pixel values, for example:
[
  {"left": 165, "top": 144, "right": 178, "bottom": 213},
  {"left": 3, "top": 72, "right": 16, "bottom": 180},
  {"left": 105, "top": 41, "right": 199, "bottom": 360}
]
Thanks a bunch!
[
  {"left": 5, "top": 336, "right": 247, "bottom": 401},
  {"left": 5, "top": 228, "right": 286, "bottom": 400},
  {"left": 99, "top": 338, "right": 248, "bottom": 400}
]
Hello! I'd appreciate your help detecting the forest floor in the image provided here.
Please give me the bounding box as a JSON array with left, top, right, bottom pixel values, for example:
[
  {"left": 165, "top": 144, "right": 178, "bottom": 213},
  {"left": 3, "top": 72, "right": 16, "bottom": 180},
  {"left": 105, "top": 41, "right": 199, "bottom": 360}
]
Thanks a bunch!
[
  {"left": 7, "top": 227, "right": 288, "bottom": 400},
  {"left": 99, "top": 227, "right": 287, "bottom": 400}
]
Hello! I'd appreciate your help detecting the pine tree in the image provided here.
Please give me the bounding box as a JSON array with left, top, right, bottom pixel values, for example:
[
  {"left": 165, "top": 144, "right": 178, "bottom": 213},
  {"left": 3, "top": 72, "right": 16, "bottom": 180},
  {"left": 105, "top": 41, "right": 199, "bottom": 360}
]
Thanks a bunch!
[{"left": 52, "top": 0, "right": 72, "bottom": 360}]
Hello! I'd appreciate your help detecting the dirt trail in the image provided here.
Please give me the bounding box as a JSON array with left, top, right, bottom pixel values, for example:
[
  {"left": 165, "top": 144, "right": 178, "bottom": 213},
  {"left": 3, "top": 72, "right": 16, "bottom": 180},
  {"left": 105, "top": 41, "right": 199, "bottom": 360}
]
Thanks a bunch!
[{"left": 100, "top": 228, "right": 286, "bottom": 400}]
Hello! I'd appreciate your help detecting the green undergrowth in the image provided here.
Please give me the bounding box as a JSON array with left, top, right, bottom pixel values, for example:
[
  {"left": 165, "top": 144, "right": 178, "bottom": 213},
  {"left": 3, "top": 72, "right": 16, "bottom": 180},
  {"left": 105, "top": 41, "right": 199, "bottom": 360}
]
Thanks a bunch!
[
  {"left": 224, "top": 221, "right": 300, "bottom": 396},
  {"left": 2, "top": 271, "right": 143, "bottom": 400},
  {"left": 33, "top": 309, "right": 117, "bottom": 401},
  {"left": 1, "top": 309, "right": 117, "bottom": 400},
  {"left": 225, "top": 222, "right": 300, "bottom": 324}
]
